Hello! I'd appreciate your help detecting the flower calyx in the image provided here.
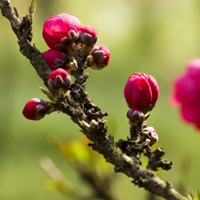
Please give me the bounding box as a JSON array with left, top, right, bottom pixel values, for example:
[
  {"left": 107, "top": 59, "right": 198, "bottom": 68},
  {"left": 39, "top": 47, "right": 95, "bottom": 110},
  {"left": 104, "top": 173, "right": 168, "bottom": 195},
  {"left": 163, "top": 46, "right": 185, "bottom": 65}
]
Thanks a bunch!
[
  {"left": 127, "top": 108, "right": 145, "bottom": 125},
  {"left": 48, "top": 68, "right": 71, "bottom": 99},
  {"left": 79, "top": 26, "right": 98, "bottom": 47},
  {"left": 85, "top": 44, "right": 110, "bottom": 70}
]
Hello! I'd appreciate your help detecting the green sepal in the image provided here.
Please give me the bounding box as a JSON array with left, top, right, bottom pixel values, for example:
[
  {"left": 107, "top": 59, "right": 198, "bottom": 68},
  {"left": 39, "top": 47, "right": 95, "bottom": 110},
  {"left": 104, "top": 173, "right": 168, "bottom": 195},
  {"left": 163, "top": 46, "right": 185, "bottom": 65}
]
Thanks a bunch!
[
  {"left": 42, "top": 178, "right": 74, "bottom": 196},
  {"left": 40, "top": 87, "right": 57, "bottom": 103},
  {"left": 28, "top": 0, "right": 36, "bottom": 21}
]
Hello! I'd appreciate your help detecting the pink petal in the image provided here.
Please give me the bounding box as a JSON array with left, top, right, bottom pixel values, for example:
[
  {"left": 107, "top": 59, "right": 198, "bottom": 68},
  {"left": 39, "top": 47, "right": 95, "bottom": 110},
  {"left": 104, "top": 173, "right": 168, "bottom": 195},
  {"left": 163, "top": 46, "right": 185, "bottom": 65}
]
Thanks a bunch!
[
  {"left": 146, "top": 75, "right": 159, "bottom": 105},
  {"left": 43, "top": 49, "right": 63, "bottom": 69},
  {"left": 173, "top": 75, "right": 199, "bottom": 105},
  {"left": 43, "top": 13, "right": 82, "bottom": 49},
  {"left": 124, "top": 74, "right": 152, "bottom": 109}
]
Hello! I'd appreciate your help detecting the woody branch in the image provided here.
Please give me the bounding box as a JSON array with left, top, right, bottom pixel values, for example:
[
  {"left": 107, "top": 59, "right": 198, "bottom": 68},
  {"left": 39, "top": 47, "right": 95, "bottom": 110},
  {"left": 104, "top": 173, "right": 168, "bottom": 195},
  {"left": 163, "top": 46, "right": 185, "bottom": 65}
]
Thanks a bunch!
[{"left": 0, "top": 0, "right": 188, "bottom": 199}]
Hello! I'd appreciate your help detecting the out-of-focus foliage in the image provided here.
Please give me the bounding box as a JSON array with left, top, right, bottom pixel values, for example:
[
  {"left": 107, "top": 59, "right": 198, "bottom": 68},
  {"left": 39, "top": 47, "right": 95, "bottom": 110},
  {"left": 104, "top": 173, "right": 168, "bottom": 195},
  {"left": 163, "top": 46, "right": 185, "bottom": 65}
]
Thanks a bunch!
[
  {"left": 1, "top": 0, "right": 200, "bottom": 199},
  {"left": 51, "top": 136, "right": 112, "bottom": 178},
  {"left": 187, "top": 190, "right": 200, "bottom": 200},
  {"left": 42, "top": 136, "right": 115, "bottom": 199}
]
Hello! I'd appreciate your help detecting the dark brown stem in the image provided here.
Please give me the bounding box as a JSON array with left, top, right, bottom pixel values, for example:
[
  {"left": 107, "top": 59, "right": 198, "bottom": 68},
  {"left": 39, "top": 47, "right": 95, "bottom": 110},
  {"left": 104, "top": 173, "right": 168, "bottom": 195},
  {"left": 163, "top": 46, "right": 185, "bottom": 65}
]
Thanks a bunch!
[
  {"left": 0, "top": 0, "right": 51, "bottom": 86},
  {"left": 78, "top": 166, "right": 117, "bottom": 200}
]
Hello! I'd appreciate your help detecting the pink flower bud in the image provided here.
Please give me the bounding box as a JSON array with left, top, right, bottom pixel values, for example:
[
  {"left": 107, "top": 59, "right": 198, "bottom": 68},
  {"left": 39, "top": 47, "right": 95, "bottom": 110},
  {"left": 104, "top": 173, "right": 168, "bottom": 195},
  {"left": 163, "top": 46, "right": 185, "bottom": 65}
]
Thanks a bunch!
[
  {"left": 79, "top": 26, "right": 98, "bottom": 46},
  {"left": 143, "top": 126, "right": 158, "bottom": 146},
  {"left": 127, "top": 108, "right": 144, "bottom": 122},
  {"left": 48, "top": 69, "right": 71, "bottom": 95},
  {"left": 124, "top": 73, "right": 159, "bottom": 113},
  {"left": 42, "top": 13, "right": 82, "bottom": 49},
  {"left": 89, "top": 44, "right": 110, "bottom": 70},
  {"left": 171, "top": 58, "right": 200, "bottom": 129},
  {"left": 22, "top": 98, "right": 49, "bottom": 120},
  {"left": 43, "top": 49, "right": 64, "bottom": 70}
]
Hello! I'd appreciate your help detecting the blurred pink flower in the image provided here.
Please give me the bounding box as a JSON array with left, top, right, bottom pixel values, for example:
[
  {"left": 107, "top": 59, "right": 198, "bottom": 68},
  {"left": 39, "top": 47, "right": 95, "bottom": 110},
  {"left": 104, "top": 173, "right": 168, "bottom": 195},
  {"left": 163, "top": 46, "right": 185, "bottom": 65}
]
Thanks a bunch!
[
  {"left": 171, "top": 58, "right": 200, "bottom": 129},
  {"left": 126, "top": 108, "right": 145, "bottom": 122}
]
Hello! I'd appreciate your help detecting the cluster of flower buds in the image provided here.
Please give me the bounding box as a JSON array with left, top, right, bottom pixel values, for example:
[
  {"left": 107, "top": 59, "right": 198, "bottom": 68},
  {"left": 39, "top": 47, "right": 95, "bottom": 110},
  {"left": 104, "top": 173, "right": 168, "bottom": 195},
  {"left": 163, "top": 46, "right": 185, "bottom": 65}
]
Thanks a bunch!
[
  {"left": 42, "top": 13, "right": 110, "bottom": 72},
  {"left": 23, "top": 13, "right": 111, "bottom": 121},
  {"left": 22, "top": 68, "right": 72, "bottom": 120}
]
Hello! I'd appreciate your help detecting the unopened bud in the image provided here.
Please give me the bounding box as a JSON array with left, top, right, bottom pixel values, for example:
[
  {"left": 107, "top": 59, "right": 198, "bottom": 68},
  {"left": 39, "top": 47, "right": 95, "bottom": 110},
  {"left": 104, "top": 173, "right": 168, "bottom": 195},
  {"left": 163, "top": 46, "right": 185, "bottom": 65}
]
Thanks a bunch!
[
  {"left": 42, "top": 13, "right": 82, "bottom": 49},
  {"left": 48, "top": 68, "right": 71, "bottom": 98},
  {"left": 90, "top": 119, "right": 98, "bottom": 129},
  {"left": 124, "top": 73, "right": 159, "bottom": 113},
  {"left": 22, "top": 98, "right": 49, "bottom": 120},
  {"left": 88, "top": 44, "right": 110, "bottom": 70},
  {"left": 43, "top": 49, "right": 64, "bottom": 70},
  {"left": 79, "top": 26, "right": 98, "bottom": 46}
]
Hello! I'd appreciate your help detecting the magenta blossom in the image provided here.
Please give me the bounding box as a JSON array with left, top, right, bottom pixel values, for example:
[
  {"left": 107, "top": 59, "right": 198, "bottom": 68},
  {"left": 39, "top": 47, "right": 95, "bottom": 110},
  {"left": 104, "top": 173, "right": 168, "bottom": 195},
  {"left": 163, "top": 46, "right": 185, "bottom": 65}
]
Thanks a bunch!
[
  {"left": 171, "top": 58, "right": 200, "bottom": 129},
  {"left": 90, "top": 44, "right": 110, "bottom": 70},
  {"left": 124, "top": 73, "right": 159, "bottom": 113},
  {"left": 81, "top": 26, "right": 98, "bottom": 38},
  {"left": 48, "top": 68, "right": 71, "bottom": 91},
  {"left": 79, "top": 26, "right": 98, "bottom": 46},
  {"left": 23, "top": 98, "right": 49, "bottom": 120},
  {"left": 43, "top": 49, "right": 64, "bottom": 70},
  {"left": 43, "top": 13, "right": 82, "bottom": 49}
]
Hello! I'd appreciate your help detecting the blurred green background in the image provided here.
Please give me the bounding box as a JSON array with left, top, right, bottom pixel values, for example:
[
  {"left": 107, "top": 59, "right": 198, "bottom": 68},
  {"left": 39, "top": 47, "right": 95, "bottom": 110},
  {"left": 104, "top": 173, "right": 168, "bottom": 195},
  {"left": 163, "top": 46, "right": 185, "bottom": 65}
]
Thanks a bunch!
[{"left": 1, "top": 0, "right": 200, "bottom": 199}]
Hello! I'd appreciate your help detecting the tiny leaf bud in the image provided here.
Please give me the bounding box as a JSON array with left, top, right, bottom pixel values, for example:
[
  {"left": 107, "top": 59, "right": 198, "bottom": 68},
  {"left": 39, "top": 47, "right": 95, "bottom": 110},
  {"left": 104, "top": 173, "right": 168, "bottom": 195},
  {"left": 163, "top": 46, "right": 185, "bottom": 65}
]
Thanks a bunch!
[
  {"left": 143, "top": 126, "right": 158, "bottom": 146},
  {"left": 90, "top": 119, "right": 98, "bottom": 129}
]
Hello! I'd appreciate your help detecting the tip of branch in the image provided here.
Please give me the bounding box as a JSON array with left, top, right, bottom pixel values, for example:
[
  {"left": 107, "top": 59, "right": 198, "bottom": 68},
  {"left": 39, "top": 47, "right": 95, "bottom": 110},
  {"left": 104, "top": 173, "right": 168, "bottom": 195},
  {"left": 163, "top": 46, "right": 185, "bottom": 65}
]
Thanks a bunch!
[{"left": 28, "top": 0, "right": 36, "bottom": 20}]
